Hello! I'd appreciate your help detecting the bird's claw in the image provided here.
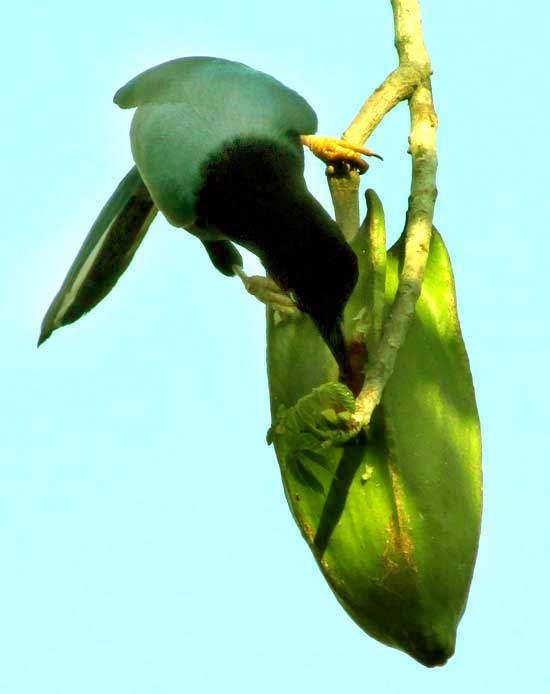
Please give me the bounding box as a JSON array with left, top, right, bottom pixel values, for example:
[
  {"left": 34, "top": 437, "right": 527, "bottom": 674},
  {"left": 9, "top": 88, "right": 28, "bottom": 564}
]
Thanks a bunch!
[
  {"left": 233, "top": 266, "right": 299, "bottom": 317},
  {"left": 300, "top": 135, "right": 382, "bottom": 174}
]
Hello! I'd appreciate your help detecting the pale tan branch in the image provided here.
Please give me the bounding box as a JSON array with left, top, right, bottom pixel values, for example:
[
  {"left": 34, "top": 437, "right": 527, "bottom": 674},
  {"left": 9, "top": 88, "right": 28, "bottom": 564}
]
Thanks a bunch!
[
  {"left": 342, "top": 65, "right": 424, "bottom": 147},
  {"left": 327, "top": 65, "right": 423, "bottom": 238},
  {"left": 350, "top": 0, "right": 438, "bottom": 428},
  {"left": 391, "top": 0, "right": 431, "bottom": 65},
  {"left": 327, "top": 64, "right": 423, "bottom": 240}
]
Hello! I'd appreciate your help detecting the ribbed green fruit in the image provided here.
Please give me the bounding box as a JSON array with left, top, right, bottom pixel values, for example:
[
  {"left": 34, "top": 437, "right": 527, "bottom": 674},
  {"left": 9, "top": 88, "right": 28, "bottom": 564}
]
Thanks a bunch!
[{"left": 266, "top": 191, "right": 481, "bottom": 666}]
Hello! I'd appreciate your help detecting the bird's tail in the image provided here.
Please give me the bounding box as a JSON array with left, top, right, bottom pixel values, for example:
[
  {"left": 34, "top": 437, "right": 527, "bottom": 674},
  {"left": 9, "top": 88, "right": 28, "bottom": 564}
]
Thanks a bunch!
[{"left": 38, "top": 166, "right": 157, "bottom": 345}]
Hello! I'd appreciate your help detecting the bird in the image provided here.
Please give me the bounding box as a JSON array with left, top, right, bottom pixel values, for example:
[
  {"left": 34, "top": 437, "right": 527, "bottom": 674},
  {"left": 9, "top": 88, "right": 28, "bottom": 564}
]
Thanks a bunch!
[{"left": 39, "top": 57, "right": 378, "bottom": 382}]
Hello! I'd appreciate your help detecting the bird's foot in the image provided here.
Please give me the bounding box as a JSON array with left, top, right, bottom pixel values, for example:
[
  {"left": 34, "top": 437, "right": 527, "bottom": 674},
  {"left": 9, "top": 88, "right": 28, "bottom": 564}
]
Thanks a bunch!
[
  {"left": 300, "top": 135, "right": 382, "bottom": 174},
  {"left": 233, "top": 266, "right": 299, "bottom": 318}
]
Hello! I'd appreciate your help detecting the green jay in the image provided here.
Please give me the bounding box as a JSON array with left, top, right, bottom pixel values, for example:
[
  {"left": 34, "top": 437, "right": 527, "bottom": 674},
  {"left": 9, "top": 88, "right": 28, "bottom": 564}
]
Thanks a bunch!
[{"left": 39, "top": 57, "right": 378, "bottom": 381}]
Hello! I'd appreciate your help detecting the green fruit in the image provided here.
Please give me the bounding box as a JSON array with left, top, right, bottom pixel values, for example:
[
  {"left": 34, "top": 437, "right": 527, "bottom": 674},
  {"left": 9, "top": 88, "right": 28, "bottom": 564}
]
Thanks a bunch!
[{"left": 266, "top": 191, "right": 481, "bottom": 666}]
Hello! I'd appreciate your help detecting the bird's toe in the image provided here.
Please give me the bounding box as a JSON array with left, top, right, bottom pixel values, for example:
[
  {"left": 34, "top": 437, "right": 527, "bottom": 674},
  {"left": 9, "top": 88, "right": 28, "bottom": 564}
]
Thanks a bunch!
[{"left": 300, "top": 135, "right": 381, "bottom": 174}]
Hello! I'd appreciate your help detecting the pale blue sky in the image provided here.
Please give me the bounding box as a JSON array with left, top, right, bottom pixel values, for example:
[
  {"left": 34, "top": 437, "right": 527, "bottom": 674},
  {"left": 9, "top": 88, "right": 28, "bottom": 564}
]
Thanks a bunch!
[{"left": 2, "top": 1, "right": 548, "bottom": 692}]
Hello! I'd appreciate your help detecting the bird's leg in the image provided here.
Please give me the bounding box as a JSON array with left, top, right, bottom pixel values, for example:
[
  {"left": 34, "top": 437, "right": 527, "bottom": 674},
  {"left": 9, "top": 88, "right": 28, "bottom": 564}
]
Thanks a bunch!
[
  {"left": 300, "top": 135, "right": 382, "bottom": 174},
  {"left": 232, "top": 266, "right": 299, "bottom": 317}
]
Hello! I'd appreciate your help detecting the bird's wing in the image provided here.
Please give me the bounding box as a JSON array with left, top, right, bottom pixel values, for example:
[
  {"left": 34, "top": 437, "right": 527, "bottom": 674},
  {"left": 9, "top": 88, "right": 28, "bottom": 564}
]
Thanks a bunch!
[
  {"left": 39, "top": 166, "right": 156, "bottom": 345},
  {"left": 114, "top": 58, "right": 318, "bottom": 228}
]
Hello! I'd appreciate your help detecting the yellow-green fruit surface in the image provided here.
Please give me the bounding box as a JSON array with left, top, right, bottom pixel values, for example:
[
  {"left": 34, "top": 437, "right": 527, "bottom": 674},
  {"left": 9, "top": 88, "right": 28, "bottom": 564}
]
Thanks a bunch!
[{"left": 266, "top": 205, "right": 481, "bottom": 667}]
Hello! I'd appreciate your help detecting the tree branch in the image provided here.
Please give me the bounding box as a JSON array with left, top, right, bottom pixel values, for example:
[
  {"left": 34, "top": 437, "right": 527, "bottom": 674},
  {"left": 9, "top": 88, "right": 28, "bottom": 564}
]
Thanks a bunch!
[
  {"left": 331, "top": 0, "right": 438, "bottom": 428},
  {"left": 327, "top": 64, "right": 423, "bottom": 240},
  {"left": 342, "top": 65, "right": 424, "bottom": 146}
]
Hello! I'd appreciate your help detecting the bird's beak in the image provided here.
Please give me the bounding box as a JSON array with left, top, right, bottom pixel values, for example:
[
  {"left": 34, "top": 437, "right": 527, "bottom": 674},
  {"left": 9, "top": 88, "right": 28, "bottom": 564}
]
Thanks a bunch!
[{"left": 316, "top": 318, "right": 352, "bottom": 385}]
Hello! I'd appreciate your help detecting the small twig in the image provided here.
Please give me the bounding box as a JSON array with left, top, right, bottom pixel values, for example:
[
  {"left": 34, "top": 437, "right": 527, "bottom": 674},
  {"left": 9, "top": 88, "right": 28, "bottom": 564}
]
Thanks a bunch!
[{"left": 328, "top": 170, "right": 361, "bottom": 242}]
